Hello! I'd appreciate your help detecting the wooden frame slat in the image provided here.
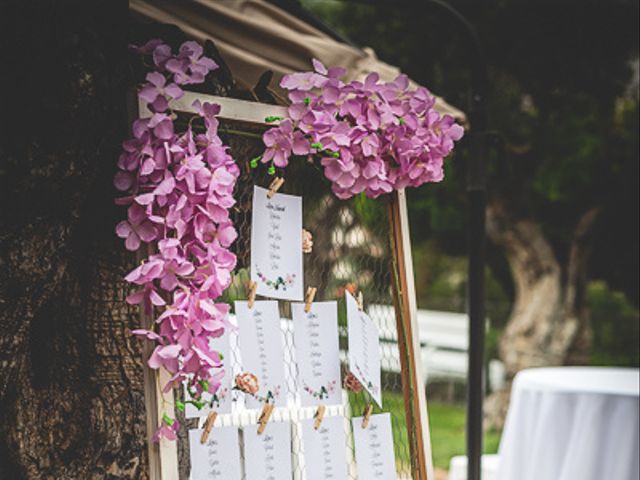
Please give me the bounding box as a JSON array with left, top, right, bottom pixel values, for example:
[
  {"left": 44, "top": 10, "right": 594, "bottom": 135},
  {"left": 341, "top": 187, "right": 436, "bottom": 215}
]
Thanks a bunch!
[
  {"left": 135, "top": 249, "right": 179, "bottom": 480},
  {"left": 389, "top": 190, "right": 435, "bottom": 480},
  {"left": 138, "top": 91, "right": 288, "bottom": 124}
]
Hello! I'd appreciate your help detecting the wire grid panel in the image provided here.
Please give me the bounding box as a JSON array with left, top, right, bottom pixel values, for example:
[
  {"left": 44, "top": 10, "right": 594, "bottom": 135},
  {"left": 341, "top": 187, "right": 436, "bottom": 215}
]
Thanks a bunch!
[{"left": 175, "top": 131, "right": 414, "bottom": 480}]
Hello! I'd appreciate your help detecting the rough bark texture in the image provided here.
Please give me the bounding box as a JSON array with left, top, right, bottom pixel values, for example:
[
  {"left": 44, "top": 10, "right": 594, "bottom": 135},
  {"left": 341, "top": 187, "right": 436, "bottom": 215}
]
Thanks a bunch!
[
  {"left": 484, "top": 201, "right": 599, "bottom": 429},
  {"left": 0, "top": 2, "right": 248, "bottom": 478},
  {"left": 0, "top": 2, "right": 152, "bottom": 478}
]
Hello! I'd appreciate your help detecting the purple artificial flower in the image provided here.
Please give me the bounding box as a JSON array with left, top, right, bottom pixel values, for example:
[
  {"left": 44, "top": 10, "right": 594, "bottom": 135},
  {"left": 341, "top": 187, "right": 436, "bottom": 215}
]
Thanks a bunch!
[
  {"left": 130, "top": 39, "right": 164, "bottom": 55},
  {"left": 259, "top": 58, "right": 464, "bottom": 198},
  {"left": 194, "top": 213, "right": 237, "bottom": 247},
  {"left": 280, "top": 71, "right": 327, "bottom": 91},
  {"left": 117, "top": 41, "right": 240, "bottom": 439},
  {"left": 131, "top": 329, "right": 164, "bottom": 343},
  {"left": 166, "top": 41, "right": 218, "bottom": 85},
  {"left": 152, "top": 417, "right": 180, "bottom": 443},
  {"left": 148, "top": 343, "right": 182, "bottom": 372},
  {"left": 116, "top": 204, "right": 158, "bottom": 250},
  {"left": 139, "top": 72, "right": 184, "bottom": 112},
  {"left": 153, "top": 44, "right": 172, "bottom": 68},
  {"left": 262, "top": 120, "right": 294, "bottom": 167},
  {"left": 147, "top": 113, "right": 174, "bottom": 141}
]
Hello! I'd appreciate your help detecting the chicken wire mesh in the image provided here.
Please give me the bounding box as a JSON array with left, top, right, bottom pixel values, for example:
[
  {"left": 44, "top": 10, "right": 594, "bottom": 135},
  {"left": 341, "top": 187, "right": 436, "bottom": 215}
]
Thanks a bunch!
[{"left": 168, "top": 122, "right": 420, "bottom": 479}]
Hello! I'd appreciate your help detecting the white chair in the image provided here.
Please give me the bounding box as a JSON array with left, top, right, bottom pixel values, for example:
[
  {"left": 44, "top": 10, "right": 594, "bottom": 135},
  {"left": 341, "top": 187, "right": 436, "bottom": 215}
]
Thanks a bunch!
[
  {"left": 448, "top": 454, "right": 500, "bottom": 480},
  {"left": 365, "top": 305, "right": 507, "bottom": 389}
]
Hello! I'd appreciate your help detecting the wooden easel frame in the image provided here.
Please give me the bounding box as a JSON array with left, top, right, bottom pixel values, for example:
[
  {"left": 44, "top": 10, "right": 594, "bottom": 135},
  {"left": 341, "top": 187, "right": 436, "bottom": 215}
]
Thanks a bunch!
[{"left": 136, "top": 93, "right": 433, "bottom": 479}]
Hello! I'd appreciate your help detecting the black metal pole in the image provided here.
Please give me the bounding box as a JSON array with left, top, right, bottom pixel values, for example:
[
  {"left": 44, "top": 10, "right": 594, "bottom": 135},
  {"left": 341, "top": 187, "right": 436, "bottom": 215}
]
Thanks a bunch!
[
  {"left": 464, "top": 44, "right": 488, "bottom": 480},
  {"left": 422, "top": 4, "right": 489, "bottom": 480},
  {"left": 466, "top": 148, "right": 487, "bottom": 480}
]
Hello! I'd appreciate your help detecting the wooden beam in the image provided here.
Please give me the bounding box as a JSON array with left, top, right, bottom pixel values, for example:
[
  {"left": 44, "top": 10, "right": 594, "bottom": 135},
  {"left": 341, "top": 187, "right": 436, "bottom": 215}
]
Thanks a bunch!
[
  {"left": 138, "top": 91, "right": 288, "bottom": 124},
  {"left": 388, "top": 189, "right": 434, "bottom": 480}
]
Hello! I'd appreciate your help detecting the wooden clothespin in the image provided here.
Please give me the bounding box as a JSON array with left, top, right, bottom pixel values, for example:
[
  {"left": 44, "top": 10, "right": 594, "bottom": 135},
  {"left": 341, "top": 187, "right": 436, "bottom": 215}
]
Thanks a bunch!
[
  {"left": 361, "top": 404, "right": 373, "bottom": 429},
  {"left": 257, "top": 403, "right": 274, "bottom": 434},
  {"left": 313, "top": 404, "right": 326, "bottom": 430},
  {"left": 266, "top": 177, "right": 285, "bottom": 199},
  {"left": 304, "top": 286, "right": 317, "bottom": 313},
  {"left": 356, "top": 291, "right": 364, "bottom": 311},
  {"left": 247, "top": 280, "right": 257, "bottom": 309},
  {"left": 200, "top": 411, "right": 218, "bottom": 444}
]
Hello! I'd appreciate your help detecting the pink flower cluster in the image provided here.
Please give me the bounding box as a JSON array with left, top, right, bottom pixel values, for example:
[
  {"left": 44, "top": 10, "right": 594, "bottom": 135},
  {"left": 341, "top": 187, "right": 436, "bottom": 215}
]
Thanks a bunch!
[
  {"left": 261, "top": 59, "right": 464, "bottom": 199},
  {"left": 115, "top": 40, "right": 237, "bottom": 441}
]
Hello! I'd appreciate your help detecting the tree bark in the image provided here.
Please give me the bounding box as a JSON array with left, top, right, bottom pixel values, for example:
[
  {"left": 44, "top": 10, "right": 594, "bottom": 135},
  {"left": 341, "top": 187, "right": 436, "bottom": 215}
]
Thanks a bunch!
[
  {"left": 0, "top": 2, "right": 151, "bottom": 478},
  {"left": 0, "top": 3, "right": 252, "bottom": 478},
  {"left": 484, "top": 201, "right": 598, "bottom": 429}
]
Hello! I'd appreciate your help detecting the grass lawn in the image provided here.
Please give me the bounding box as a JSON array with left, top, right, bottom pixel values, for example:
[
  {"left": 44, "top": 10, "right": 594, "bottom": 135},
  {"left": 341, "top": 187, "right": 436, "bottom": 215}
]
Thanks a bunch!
[
  {"left": 429, "top": 401, "right": 501, "bottom": 470},
  {"left": 350, "top": 391, "right": 501, "bottom": 472}
]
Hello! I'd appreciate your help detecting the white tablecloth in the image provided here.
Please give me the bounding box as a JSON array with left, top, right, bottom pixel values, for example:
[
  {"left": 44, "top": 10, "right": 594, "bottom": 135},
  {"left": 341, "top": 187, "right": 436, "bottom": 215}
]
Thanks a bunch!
[{"left": 497, "top": 367, "right": 639, "bottom": 480}]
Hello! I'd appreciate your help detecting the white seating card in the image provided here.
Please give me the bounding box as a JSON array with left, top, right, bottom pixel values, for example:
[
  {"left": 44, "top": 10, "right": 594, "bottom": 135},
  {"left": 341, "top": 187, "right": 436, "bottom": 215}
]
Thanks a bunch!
[
  {"left": 301, "top": 416, "right": 349, "bottom": 480},
  {"left": 243, "top": 422, "right": 293, "bottom": 480},
  {"left": 346, "top": 291, "right": 382, "bottom": 406},
  {"left": 292, "top": 301, "right": 342, "bottom": 406},
  {"left": 352, "top": 413, "right": 397, "bottom": 480},
  {"left": 185, "top": 329, "right": 232, "bottom": 417},
  {"left": 188, "top": 426, "right": 242, "bottom": 480},
  {"left": 250, "top": 185, "right": 303, "bottom": 301},
  {"left": 236, "top": 300, "right": 287, "bottom": 408}
]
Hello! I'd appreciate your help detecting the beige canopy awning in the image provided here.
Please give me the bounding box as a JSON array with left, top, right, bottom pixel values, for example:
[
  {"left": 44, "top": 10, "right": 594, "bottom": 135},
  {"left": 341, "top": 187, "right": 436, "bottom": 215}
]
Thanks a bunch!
[{"left": 130, "top": 0, "right": 466, "bottom": 122}]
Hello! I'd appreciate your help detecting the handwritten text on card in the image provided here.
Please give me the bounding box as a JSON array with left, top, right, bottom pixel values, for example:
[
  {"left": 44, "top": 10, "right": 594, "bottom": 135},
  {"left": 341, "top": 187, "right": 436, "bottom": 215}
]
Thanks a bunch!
[
  {"left": 250, "top": 186, "right": 303, "bottom": 301},
  {"left": 236, "top": 300, "right": 287, "bottom": 408},
  {"left": 346, "top": 291, "right": 382, "bottom": 406},
  {"left": 292, "top": 301, "right": 342, "bottom": 406}
]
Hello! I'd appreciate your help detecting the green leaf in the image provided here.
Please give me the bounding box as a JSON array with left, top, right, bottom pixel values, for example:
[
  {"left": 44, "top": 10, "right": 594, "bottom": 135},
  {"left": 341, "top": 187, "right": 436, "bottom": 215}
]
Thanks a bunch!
[
  {"left": 162, "top": 413, "right": 174, "bottom": 426},
  {"left": 176, "top": 400, "right": 185, "bottom": 412},
  {"left": 304, "top": 97, "right": 311, "bottom": 106},
  {"left": 264, "top": 116, "right": 284, "bottom": 123},
  {"left": 311, "top": 142, "right": 324, "bottom": 150},
  {"left": 268, "top": 164, "right": 276, "bottom": 175},
  {"left": 250, "top": 156, "right": 261, "bottom": 168}
]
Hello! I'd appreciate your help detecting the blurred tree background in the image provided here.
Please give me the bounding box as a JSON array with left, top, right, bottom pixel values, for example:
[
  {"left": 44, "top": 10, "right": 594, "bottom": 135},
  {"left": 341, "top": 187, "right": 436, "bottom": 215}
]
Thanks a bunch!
[{"left": 302, "top": 0, "right": 639, "bottom": 427}]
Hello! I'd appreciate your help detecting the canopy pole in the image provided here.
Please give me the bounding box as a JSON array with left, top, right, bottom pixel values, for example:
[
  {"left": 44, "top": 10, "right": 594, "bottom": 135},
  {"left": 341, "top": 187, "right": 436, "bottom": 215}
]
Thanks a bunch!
[{"left": 420, "top": 3, "right": 490, "bottom": 479}]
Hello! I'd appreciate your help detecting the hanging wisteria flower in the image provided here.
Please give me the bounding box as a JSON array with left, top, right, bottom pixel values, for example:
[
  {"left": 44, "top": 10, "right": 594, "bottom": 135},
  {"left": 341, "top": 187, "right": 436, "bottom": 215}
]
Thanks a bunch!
[
  {"left": 166, "top": 41, "right": 219, "bottom": 85},
  {"left": 116, "top": 39, "right": 236, "bottom": 440},
  {"left": 259, "top": 59, "right": 464, "bottom": 199},
  {"left": 153, "top": 415, "right": 180, "bottom": 443},
  {"left": 139, "top": 72, "right": 184, "bottom": 112}
]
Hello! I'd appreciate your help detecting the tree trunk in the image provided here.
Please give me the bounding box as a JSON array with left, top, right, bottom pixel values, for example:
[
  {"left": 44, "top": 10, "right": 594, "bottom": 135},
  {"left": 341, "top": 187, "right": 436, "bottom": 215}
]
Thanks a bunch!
[
  {"left": 484, "top": 201, "right": 598, "bottom": 429},
  {"left": 0, "top": 5, "right": 267, "bottom": 477},
  {"left": 0, "top": 2, "right": 152, "bottom": 478}
]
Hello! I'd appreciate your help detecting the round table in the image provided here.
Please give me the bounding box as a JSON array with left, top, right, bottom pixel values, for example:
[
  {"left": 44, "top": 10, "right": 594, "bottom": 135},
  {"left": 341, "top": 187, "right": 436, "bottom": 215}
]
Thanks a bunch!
[{"left": 497, "top": 367, "right": 639, "bottom": 480}]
